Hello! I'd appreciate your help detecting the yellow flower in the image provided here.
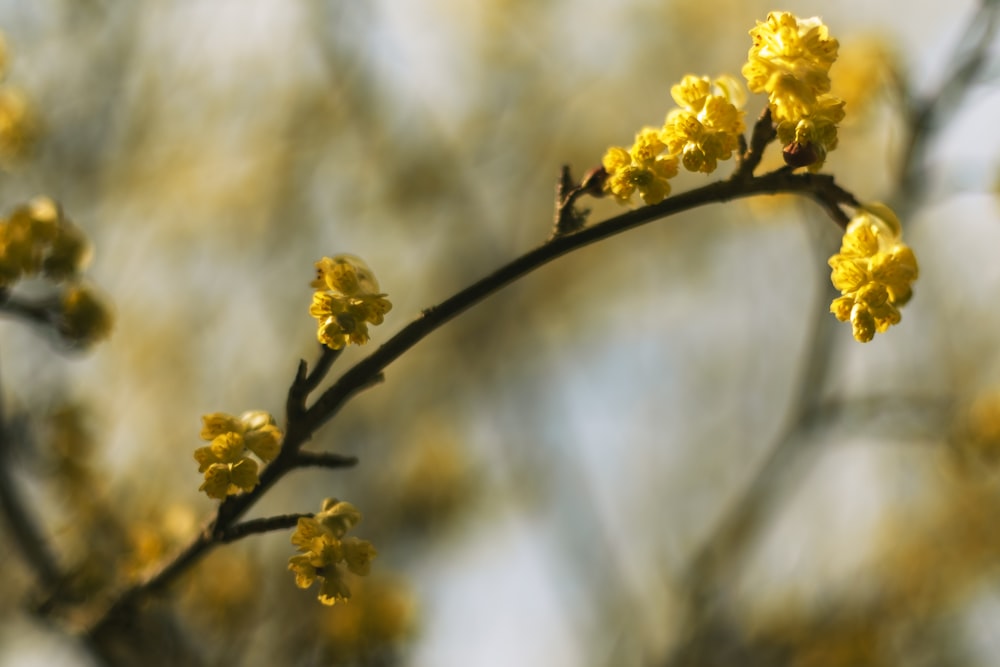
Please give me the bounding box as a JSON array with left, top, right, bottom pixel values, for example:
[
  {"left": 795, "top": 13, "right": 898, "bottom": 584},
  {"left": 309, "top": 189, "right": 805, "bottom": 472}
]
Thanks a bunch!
[
  {"left": 828, "top": 205, "right": 918, "bottom": 342},
  {"left": 0, "top": 87, "right": 38, "bottom": 162},
  {"left": 289, "top": 498, "right": 377, "bottom": 606},
  {"left": 59, "top": 284, "right": 114, "bottom": 346},
  {"left": 342, "top": 537, "right": 377, "bottom": 576},
  {"left": 194, "top": 410, "right": 283, "bottom": 499},
  {"left": 743, "top": 12, "right": 839, "bottom": 119},
  {"left": 0, "top": 197, "right": 92, "bottom": 286},
  {"left": 199, "top": 459, "right": 259, "bottom": 499},
  {"left": 775, "top": 94, "right": 846, "bottom": 171},
  {"left": 602, "top": 127, "right": 679, "bottom": 205},
  {"left": 316, "top": 498, "right": 363, "bottom": 538},
  {"left": 743, "top": 12, "right": 845, "bottom": 170},
  {"left": 661, "top": 75, "right": 746, "bottom": 174},
  {"left": 310, "top": 255, "right": 392, "bottom": 350}
]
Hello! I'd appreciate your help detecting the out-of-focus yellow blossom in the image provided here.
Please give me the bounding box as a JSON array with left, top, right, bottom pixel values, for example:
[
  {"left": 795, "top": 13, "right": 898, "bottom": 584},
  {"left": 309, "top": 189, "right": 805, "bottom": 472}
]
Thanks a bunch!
[
  {"left": 832, "top": 38, "right": 897, "bottom": 122},
  {"left": 309, "top": 255, "right": 392, "bottom": 350},
  {"left": 60, "top": 284, "right": 114, "bottom": 346},
  {"left": 0, "top": 87, "right": 37, "bottom": 161},
  {"left": 775, "top": 94, "right": 846, "bottom": 171},
  {"left": 0, "top": 197, "right": 92, "bottom": 286},
  {"left": 194, "top": 411, "right": 283, "bottom": 499},
  {"left": 828, "top": 204, "right": 918, "bottom": 342},
  {"left": 319, "top": 575, "right": 416, "bottom": 661},
  {"left": 953, "top": 393, "right": 1000, "bottom": 469},
  {"left": 743, "top": 11, "right": 839, "bottom": 121},
  {"left": 602, "top": 127, "right": 679, "bottom": 205},
  {"left": 289, "top": 498, "right": 377, "bottom": 606},
  {"left": 661, "top": 74, "right": 746, "bottom": 174},
  {"left": 0, "top": 34, "right": 38, "bottom": 163}
]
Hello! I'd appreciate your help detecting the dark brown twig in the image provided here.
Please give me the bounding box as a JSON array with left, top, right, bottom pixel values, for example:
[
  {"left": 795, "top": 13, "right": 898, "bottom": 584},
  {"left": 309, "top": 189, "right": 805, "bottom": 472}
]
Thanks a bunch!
[
  {"left": 217, "top": 513, "right": 312, "bottom": 544},
  {"left": 294, "top": 451, "right": 358, "bottom": 469},
  {"left": 733, "top": 107, "right": 776, "bottom": 181}
]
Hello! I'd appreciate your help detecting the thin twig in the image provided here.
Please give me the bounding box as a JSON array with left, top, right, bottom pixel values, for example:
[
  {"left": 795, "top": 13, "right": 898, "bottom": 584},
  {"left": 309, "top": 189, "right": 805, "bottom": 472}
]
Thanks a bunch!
[
  {"left": 286, "top": 346, "right": 342, "bottom": 420},
  {"left": 294, "top": 451, "right": 358, "bottom": 469},
  {"left": 733, "top": 107, "right": 776, "bottom": 181},
  {"left": 0, "top": 296, "right": 57, "bottom": 329},
  {"left": 217, "top": 513, "right": 312, "bottom": 544},
  {"left": 0, "top": 359, "right": 63, "bottom": 592},
  {"left": 551, "top": 165, "right": 602, "bottom": 238}
]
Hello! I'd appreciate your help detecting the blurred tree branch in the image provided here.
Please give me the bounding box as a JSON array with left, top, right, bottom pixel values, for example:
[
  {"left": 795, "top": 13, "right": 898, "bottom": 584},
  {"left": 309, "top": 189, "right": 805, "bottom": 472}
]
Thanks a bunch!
[{"left": 897, "top": 0, "right": 1000, "bottom": 199}]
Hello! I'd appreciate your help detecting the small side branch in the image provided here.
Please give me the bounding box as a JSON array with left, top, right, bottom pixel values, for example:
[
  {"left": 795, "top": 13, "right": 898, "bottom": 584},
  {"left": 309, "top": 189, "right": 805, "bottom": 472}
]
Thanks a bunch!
[
  {"left": 294, "top": 451, "right": 358, "bottom": 469},
  {"left": 0, "top": 363, "right": 63, "bottom": 594},
  {"left": 0, "top": 296, "right": 57, "bottom": 330},
  {"left": 217, "top": 513, "right": 312, "bottom": 544},
  {"left": 287, "top": 346, "right": 342, "bottom": 419},
  {"left": 551, "top": 165, "right": 605, "bottom": 238},
  {"left": 733, "top": 107, "right": 776, "bottom": 181}
]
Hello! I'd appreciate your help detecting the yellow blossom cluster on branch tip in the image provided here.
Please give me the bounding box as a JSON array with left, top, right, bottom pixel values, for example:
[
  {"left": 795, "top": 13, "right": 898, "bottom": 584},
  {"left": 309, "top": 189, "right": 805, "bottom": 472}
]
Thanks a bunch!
[
  {"left": 828, "top": 204, "right": 918, "bottom": 342},
  {"left": 309, "top": 255, "right": 392, "bottom": 350},
  {"left": 289, "top": 498, "right": 378, "bottom": 606},
  {"left": 600, "top": 13, "right": 848, "bottom": 206},
  {"left": 743, "top": 11, "right": 845, "bottom": 170},
  {"left": 194, "top": 411, "right": 283, "bottom": 499}
]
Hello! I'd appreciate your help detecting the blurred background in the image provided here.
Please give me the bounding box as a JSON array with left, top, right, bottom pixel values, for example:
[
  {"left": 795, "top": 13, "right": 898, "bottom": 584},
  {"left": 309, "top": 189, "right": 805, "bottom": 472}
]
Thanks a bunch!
[{"left": 0, "top": 0, "right": 999, "bottom": 665}]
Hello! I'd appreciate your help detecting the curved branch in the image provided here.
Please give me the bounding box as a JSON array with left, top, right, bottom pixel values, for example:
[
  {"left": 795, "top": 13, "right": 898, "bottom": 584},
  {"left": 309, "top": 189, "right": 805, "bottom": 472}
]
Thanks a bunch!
[
  {"left": 303, "top": 168, "right": 858, "bottom": 437},
  {"left": 83, "top": 165, "right": 860, "bottom": 639}
]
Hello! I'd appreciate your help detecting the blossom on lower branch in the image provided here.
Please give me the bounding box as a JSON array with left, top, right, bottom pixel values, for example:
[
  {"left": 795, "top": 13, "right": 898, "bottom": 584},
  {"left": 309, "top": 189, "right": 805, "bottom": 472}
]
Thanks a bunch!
[
  {"left": 194, "top": 411, "right": 283, "bottom": 499},
  {"left": 309, "top": 255, "right": 392, "bottom": 349},
  {"left": 828, "top": 204, "right": 918, "bottom": 342},
  {"left": 289, "top": 498, "right": 377, "bottom": 605}
]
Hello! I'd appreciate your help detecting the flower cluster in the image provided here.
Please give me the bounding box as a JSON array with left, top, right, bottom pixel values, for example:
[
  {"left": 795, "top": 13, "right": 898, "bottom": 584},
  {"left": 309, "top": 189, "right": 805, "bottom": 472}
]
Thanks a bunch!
[
  {"left": 662, "top": 75, "right": 746, "bottom": 174},
  {"left": 602, "top": 128, "right": 679, "bottom": 205},
  {"left": 309, "top": 255, "right": 392, "bottom": 350},
  {"left": 194, "top": 411, "right": 283, "bottom": 499},
  {"left": 289, "top": 498, "right": 378, "bottom": 606},
  {"left": 743, "top": 11, "right": 845, "bottom": 170},
  {"left": 0, "top": 197, "right": 113, "bottom": 345},
  {"left": 0, "top": 197, "right": 88, "bottom": 286},
  {"left": 602, "top": 76, "right": 745, "bottom": 204},
  {"left": 828, "top": 205, "right": 918, "bottom": 342}
]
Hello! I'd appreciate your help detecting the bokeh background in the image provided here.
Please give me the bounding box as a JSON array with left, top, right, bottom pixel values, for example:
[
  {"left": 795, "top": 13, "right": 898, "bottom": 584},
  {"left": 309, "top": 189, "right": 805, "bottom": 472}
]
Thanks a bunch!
[{"left": 1, "top": 0, "right": 1000, "bottom": 665}]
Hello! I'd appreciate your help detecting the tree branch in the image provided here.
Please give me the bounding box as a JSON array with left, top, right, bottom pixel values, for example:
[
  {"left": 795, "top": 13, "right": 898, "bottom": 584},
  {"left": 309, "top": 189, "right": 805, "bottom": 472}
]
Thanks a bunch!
[
  {"left": 0, "top": 358, "right": 63, "bottom": 593},
  {"left": 303, "top": 167, "right": 858, "bottom": 437},
  {"left": 294, "top": 451, "right": 358, "bottom": 469},
  {"left": 217, "top": 513, "right": 312, "bottom": 544},
  {"left": 83, "top": 165, "right": 860, "bottom": 639}
]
